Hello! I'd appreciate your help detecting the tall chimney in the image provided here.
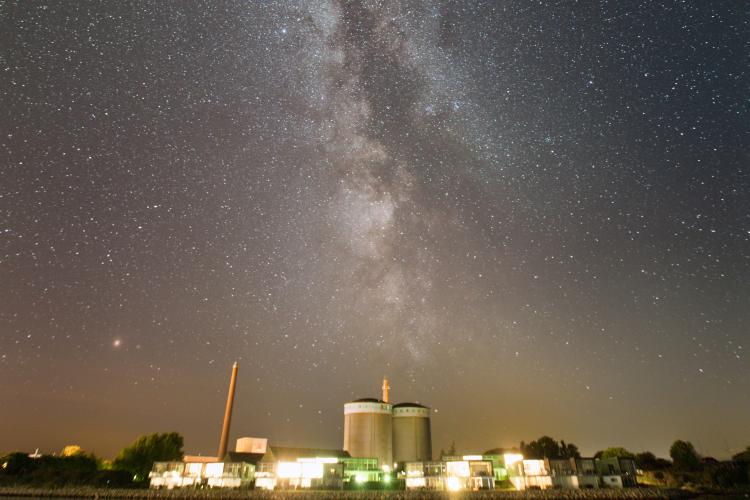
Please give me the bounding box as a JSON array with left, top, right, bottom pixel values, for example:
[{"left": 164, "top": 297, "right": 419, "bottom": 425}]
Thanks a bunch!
[
  {"left": 382, "top": 376, "right": 390, "bottom": 403},
  {"left": 217, "top": 361, "right": 239, "bottom": 460}
]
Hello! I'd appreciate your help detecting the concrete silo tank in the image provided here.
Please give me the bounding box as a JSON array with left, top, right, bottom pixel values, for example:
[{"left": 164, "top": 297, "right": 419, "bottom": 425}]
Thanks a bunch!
[
  {"left": 392, "top": 402, "right": 432, "bottom": 464},
  {"left": 343, "top": 398, "right": 393, "bottom": 468}
]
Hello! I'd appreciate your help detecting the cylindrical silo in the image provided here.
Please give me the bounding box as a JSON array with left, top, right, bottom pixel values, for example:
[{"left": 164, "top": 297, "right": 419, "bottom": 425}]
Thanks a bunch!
[
  {"left": 392, "top": 402, "right": 432, "bottom": 464},
  {"left": 343, "top": 398, "right": 393, "bottom": 468}
]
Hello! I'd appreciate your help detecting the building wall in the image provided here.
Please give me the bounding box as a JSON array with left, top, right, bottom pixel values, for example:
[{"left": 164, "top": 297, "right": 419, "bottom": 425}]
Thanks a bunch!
[
  {"left": 236, "top": 437, "right": 267, "bottom": 454},
  {"left": 602, "top": 475, "right": 624, "bottom": 488},
  {"left": 552, "top": 475, "right": 579, "bottom": 489},
  {"left": 577, "top": 474, "right": 600, "bottom": 489},
  {"left": 343, "top": 402, "right": 392, "bottom": 468}
]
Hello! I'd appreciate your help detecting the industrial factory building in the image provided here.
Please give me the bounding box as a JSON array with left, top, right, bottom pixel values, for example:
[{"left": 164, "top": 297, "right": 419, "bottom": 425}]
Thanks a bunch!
[
  {"left": 150, "top": 437, "right": 383, "bottom": 490},
  {"left": 343, "top": 378, "right": 432, "bottom": 468},
  {"left": 148, "top": 366, "right": 639, "bottom": 492},
  {"left": 150, "top": 447, "right": 639, "bottom": 492}
]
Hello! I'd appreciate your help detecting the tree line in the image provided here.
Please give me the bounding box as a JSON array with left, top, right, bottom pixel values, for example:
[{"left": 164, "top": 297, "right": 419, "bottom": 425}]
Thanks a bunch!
[{"left": 0, "top": 432, "right": 183, "bottom": 488}]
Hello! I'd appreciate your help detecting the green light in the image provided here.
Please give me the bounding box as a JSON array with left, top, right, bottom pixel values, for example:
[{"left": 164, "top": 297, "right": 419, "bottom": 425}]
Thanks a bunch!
[
  {"left": 383, "top": 473, "right": 392, "bottom": 483},
  {"left": 355, "top": 473, "right": 367, "bottom": 483}
]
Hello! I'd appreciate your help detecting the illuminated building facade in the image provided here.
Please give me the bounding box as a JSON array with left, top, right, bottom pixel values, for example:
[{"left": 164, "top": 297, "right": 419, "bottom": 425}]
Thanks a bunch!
[
  {"left": 405, "top": 461, "right": 446, "bottom": 489},
  {"left": 547, "top": 457, "right": 600, "bottom": 489},
  {"left": 403, "top": 453, "right": 637, "bottom": 492},
  {"left": 340, "top": 457, "right": 383, "bottom": 484},
  {"left": 149, "top": 461, "right": 254, "bottom": 489},
  {"left": 597, "top": 457, "right": 638, "bottom": 487},
  {"left": 255, "top": 457, "right": 343, "bottom": 490},
  {"left": 228, "top": 442, "right": 382, "bottom": 490},
  {"left": 406, "top": 455, "right": 500, "bottom": 491}
]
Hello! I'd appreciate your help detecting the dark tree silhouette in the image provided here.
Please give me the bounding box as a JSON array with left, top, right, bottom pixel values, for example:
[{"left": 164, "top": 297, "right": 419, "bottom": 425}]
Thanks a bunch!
[
  {"left": 447, "top": 441, "right": 456, "bottom": 456},
  {"left": 732, "top": 446, "right": 750, "bottom": 462},
  {"left": 560, "top": 441, "right": 581, "bottom": 458},
  {"left": 0, "top": 451, "right": 131, "bottom": 488},
  {"left": 635, "top": 451, "right": 671, "bottom": 470},
  {"left": 670, "top": 440, "right": 701, "bottom": 471},
  {"left": 521, "top": 436, "right": 580, "bottom": 459},
  {"left": 113, "top": 432, "right": 184, "bottom": 482},
  {"left": 599, "top": 447, "right": 636, "bottom": 459}
]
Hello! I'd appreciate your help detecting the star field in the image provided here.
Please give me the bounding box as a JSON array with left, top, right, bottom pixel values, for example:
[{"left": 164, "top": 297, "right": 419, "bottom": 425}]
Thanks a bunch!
[{"left": 1, "top": 1, "right": 748, "bottom": 459}]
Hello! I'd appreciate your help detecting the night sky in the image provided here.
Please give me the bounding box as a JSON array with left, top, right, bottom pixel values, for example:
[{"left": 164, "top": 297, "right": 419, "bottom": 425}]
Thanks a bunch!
[{"left": 2, "top": 1, "right": 748, "bottom": 460}]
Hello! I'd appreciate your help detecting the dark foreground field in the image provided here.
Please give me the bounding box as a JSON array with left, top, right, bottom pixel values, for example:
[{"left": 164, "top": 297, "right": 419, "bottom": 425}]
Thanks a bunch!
[{"left": 0, "top": 487, "right": 698, "bottom": 500}]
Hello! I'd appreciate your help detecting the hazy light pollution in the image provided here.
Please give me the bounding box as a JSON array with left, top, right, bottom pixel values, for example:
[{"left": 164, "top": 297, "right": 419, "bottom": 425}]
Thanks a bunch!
[{"left": 1, "top": 1, "right": 748, "bottom": 459}]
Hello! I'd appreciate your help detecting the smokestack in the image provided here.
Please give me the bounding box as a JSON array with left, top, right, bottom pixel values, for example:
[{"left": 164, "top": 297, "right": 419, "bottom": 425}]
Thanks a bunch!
[
  {"left": 217, "top": 361, "right": 239, "bottom": 460},
  {"left": 382, "top": 376, "right": 390, "bottom": 403}
]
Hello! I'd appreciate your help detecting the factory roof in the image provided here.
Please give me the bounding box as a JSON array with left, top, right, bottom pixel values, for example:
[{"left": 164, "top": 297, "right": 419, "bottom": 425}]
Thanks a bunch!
[
  {"left": 264, "top": 446, "right": 351, "bottom": 462},
  {"left": 222, "top": 451, "right": 265, "bottom": 465},
  {"left": 393, "top": 402, "right": 428, "bottom": 408},
  {"left": 224, "top": 446, "right": 351, "bottom": 465},
  {"left": 349, "top": 397, "right": 387, "bottom": 403}
]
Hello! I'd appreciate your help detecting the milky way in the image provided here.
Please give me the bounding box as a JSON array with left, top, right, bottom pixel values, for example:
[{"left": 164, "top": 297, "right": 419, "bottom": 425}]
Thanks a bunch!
[{"left": 1, "top": 1, "right": 748, "bottom": 459}]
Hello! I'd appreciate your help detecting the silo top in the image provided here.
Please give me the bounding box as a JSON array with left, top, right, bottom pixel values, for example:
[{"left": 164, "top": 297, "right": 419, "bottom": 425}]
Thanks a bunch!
[
  {"left": 392, "top": 402, "right": 430, "bottom": 418},
  {"left": 351, "top": 397, "right": 386, "bottom": 403},
  {"left": 344, "top": 399, "right": 392, "bottom": 415},
  {"left": 392, "top": 402, "right": 427, "bottom": 408}
]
